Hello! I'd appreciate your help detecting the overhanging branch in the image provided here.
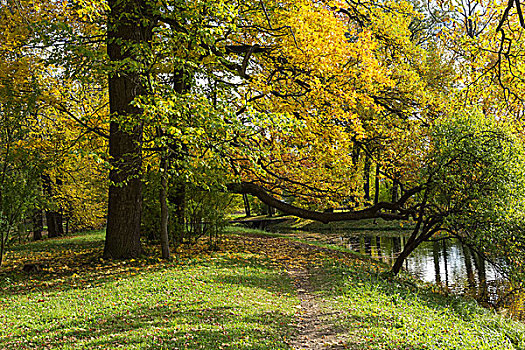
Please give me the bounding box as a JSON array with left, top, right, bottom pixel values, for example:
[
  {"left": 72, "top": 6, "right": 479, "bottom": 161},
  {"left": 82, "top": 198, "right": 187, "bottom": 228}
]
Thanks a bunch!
[{"left": 227, "top": 182, "right": 421, "bottom": 224}]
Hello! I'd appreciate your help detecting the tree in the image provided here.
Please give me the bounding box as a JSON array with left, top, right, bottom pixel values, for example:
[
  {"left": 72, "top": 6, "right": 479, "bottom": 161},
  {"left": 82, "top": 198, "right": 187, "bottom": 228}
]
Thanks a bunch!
[{"left": 392, "top": 110, "right": 525, "bottom": 274}]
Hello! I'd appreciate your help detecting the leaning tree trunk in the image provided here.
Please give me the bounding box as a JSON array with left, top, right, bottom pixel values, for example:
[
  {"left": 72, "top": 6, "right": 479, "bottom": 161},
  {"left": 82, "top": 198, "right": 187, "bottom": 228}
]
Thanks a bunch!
[
  {"left": 103, "top": 0, "right": 153, "bottom": 259},
  {"left": 391, "top": 237, "right": 420, "bottom": 275}
]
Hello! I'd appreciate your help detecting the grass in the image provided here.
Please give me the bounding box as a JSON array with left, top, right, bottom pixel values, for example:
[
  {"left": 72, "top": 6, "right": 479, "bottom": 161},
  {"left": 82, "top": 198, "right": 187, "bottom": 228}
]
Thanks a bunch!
[
  {"left": 0, "top": 230, "right": 298, "bottom": 349},
  {"left": 1, "top": 227, "right": 525, "bottom": 349},
  {"left": 309, "top": 260, "right": 525, "bottom": 350},
  {"left": 268, "top": 217, "right": 415, "bottom": 234},
  {"left": 225, "top": 225, "right": 388, "bottom": 268}
]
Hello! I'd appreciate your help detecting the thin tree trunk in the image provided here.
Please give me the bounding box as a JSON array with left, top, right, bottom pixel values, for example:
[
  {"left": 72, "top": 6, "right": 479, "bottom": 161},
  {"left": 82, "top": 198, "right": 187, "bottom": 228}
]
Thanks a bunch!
[
  {"left": 363, "top": 156, "right": 371, "bottom": 201},
  {"left": 374, "top": 163, "right": 380, "bottom": 205},
  {"left": 0, "top": 233, "right": 5, "bottom": 266},
  {"left": 170, "top": 179, "right": 186, "bottom": 245},
  {"left": 57, "top": 211, "right": 64, "bottom": 236},
  {"left": 243, "top": 193, "right": 251, "bottom": 217},
  {"left": 32, "top": 210, "right": 43, "bottom": 241},
  {"left": 391, "top": 179, "right": 399, "bottom": 202},
  {"left": 159, "top": 156, "right": 170, "bottom": 259}
]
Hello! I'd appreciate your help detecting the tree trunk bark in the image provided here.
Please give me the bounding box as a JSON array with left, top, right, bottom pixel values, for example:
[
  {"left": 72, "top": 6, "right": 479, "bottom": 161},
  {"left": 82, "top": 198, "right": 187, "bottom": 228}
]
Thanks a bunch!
[
  {"left": 391, "top": 238, "right": 419, "bottom": 274},
  {"left": 391, "top": 179, "right": 399, "bottom": 203},
  {"left": 42, "top": 174, "right": 63, "bottom": 238},
  {"left": 159, "top": 156, "right": 170, "bottom": 259},
  {"left": 32, "top": 210, "right": 43, "bottom": 241},
  {"left": 103, "top": 0, "right": 153, "bottom": 259},
  {"left": 170, "top": 179, "right": 186, "bottom": 245},
  {"left": 363, "top": 156, "right": 371, "bottom": 201},
  {"left": 46, "top": 211, "right": 59, "bottom": 238},
  {"left": 243, "top": 193, "right": 251, "bottom": 217},
  {"left": 391, "top": 215, "right": 426, "bottom": 275}
]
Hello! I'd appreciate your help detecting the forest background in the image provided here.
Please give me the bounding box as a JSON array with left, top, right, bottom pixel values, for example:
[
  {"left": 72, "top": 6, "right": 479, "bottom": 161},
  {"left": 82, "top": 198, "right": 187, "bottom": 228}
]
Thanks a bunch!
[{"left": 2, "top": 0, "right": 525, "bottom": 285}]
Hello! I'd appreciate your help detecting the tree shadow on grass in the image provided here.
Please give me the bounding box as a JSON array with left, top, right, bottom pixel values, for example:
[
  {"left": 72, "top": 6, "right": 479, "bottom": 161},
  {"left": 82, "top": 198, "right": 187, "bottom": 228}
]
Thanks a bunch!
[
  {"left": 7, "top": 230, "right": 106, "bottom": 253},
  {"left": 2, "top": 304, "right": 295, "bottom": 349},
  {"left": 310, "top": 264, "right": 481, "bottom": 321}
]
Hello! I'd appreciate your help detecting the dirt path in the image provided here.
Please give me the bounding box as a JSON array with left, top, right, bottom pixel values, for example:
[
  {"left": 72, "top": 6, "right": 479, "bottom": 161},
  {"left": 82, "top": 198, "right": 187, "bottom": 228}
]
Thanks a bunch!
[
  {"left": 287, "top": 267, "right": 347, "bottom": 350},
  {"left": 234, "top": 234, "right": 356, "bottom": 349}
]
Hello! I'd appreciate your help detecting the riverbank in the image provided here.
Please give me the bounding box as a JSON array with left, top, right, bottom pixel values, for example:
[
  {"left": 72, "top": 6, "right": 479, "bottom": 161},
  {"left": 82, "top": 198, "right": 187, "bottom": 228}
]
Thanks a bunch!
[{"left": 0, "top": 228, "right": 524, "bottom": 349}]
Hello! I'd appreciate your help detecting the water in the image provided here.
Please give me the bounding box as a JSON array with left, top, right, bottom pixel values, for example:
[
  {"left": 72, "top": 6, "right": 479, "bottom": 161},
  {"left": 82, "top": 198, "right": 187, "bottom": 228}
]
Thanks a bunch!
[{"left": 317, "top": 233, "right": 509, "bottom": 307}]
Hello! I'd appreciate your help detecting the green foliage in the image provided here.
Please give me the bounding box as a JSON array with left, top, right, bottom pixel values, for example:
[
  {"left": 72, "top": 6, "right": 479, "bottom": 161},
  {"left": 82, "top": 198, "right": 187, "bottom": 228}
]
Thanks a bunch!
[
  {"left": 185, "top": 186, "right": 232, "bottom": 247},
  {"left": 427, "top": 110, "right": 525, "bottom": 219},
  {"left": 141, "top": 170, "right": 233, "bottom": 247},
  {"left": 424, "top": 109, "right": 525, "bottom": 282},
  {"left": 141, "top": 169, "right": 162, "bottom": 241}
]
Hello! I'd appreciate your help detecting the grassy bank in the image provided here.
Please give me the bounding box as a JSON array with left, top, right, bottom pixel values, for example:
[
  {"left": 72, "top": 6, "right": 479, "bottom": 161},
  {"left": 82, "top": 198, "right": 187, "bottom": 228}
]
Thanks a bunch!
[
  {"left": 0, "top": 228, "right": 524, "bottom": 349},
  {"left": 310, "top": 260, "right": 525, "bottom": 349}
]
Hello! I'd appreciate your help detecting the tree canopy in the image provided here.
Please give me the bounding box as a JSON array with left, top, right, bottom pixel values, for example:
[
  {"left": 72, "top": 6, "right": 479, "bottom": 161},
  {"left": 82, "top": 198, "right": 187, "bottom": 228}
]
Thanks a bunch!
[{"left": 1, "top": 0, "right": 525, "bottom": 283}]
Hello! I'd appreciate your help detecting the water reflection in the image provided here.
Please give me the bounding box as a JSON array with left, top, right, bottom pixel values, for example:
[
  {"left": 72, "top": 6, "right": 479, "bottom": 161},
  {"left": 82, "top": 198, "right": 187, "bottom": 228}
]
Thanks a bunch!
[{"left": 334, "top": 233, "right": 506, "bottom": 305}]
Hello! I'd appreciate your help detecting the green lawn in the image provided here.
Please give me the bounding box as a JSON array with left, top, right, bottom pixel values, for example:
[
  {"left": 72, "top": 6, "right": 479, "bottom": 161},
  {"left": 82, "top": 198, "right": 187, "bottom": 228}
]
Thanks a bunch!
[
  {"left": 310, "top": 260, "right": 525, "bottom": 350},
  {"left": 0, "top": 230, "right": 297, "bottom": 349},
  {"left": 1, "top": 229, "right": 524, "bottom": 349}
]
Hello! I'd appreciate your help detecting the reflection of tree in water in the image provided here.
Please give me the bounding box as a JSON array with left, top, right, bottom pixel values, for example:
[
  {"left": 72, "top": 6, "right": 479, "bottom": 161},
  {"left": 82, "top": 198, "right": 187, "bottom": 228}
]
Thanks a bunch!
[
  {"left": 442, "top": 240, "right": 449, "bottom": 286},
  {"left": 364, "top": 236, "right": 372, "bottom": 255},
  {"left": 462, "top": 243, "right": 476, "bottom": 288},
  {"left": 433, "top": 241, "right": 441, "bottom": 284},
  {"left": 392, "top": 236, "right": 401, "bottom": 254},
  {"left": 473, "top": 250, "right": 489, "bottom": 302},
  {"left": 335, "top": 232, "right": 521, "bottom": 315},
  {"left": 375, "top": 236, "right": 382, "bottom": 261}
]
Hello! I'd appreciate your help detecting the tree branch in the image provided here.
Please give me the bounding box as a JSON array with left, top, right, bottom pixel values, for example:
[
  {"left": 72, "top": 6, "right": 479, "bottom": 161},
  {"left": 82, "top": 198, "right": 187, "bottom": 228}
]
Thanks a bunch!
[{"left": 227, "top": 182, "right": 421, "bottom": 223}]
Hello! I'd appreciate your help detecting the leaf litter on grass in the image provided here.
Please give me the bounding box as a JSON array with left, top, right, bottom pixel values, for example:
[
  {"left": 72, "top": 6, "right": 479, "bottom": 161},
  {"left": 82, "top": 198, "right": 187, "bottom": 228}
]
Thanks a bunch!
[{"left": 2, "top": 229, "right": 523, "bottom": 350}]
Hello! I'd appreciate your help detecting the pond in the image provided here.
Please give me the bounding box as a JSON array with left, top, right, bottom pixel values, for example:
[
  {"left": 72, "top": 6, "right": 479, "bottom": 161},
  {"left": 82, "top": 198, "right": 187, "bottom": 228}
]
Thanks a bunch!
[
  {"left": 281, "top": 229, "right": 517, "bottom": 311},
  {"left": 334, "top": 234, "right": 504, "bottom": 303}
]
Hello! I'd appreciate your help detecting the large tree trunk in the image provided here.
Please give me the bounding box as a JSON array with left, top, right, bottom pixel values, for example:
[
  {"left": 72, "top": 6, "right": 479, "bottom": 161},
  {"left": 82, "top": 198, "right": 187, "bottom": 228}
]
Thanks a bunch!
[
  {"left": 42, "top": 174, "right": 63, "bottom": 238},
  {"left": 103, "top": 0, "right": 153, "bottom": 259},
  {"left": 46, "top": 211, "right": 63, "bottom": 238}
]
